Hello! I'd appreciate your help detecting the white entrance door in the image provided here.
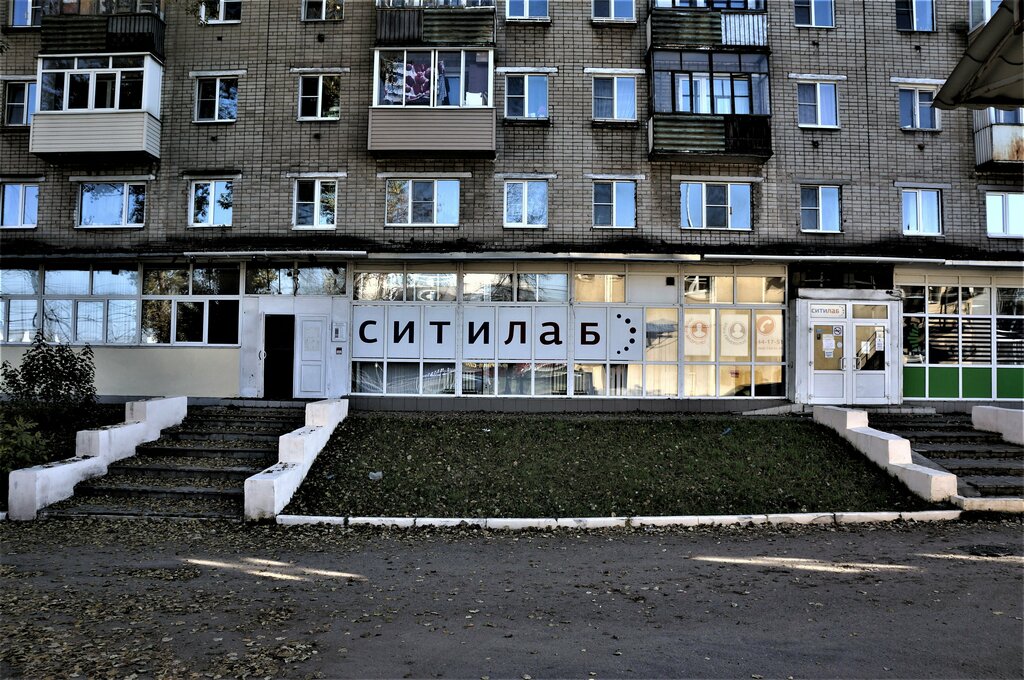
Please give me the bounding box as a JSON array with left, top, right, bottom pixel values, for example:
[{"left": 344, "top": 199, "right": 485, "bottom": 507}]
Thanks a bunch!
[
  {"left": 294, "top": 315, "right": 328, "bottom": 398},
  {"left": 804, "top": 301, "right": 896, "bottom": 405}
]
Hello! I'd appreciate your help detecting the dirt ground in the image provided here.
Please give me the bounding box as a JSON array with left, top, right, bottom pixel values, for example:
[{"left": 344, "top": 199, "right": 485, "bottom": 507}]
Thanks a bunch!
[{"left": 1, "top": 517, "right": 1022, "bottom": 679}]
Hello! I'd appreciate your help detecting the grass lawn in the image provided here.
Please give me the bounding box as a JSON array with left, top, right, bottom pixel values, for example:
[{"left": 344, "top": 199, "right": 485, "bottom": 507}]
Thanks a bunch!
[{"left": 286, "top": 413, "right": 936, "bottom": 518}]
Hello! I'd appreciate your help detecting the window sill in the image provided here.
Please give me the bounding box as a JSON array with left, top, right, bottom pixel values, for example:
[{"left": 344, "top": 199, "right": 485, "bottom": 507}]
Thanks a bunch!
[
  {"left": 505, "top": 17, "right": 550, "bottom": 24},
  {"left": 986, "top": 233, "right": 1024, "bottom": 239},
  {"left": 590, "top": 18, "right": 637, "bottom": 26},
  {"left": 189, "top": 224, "right": 232, "bottom": 229},
  {"left": 900, "top": 127, "right": 941, "bottom": 134},
  {"left": 794, "top": 24, "right": 835, "bottom": 29},
  {"left": 681, "top": 226, "right": 752, "bottom": 231},
  {"left": 800, "top": 229, "right": 843, "bottom": 234},
  {"left": 202, "top": 20, "right": 241, "bottom": 25},
  {"left": 292, "top": 226, "right": 336, "bottom": 231},
  {"left": 592, "top": 119, "right": 640, "bottom": 129},
  {"left": 503, "top": 224, "right": 548, "bottom": 229},
  {"left": 0, "top": 225, "right": 37, "bottom": 230},
  {"left": 592, "top": 225, "right": 636, "bottom": 230},
  {"left": 301, "top": 18, "right": 344, "bottom": 23},
  {"left": 75, "top": 225, "right": 145, "bottom": 230},
  {"left": 296, "top": 117, "right": 341, "bottom": 122},
  {"left": 502, "top": 117, "right": 551, "bottom": 127},
  {"left": 798, "top": 124, "right": 841, "bottom": 131},
  {"left": 385, "top": 224, "right": 459, "bottom": 228},
  {"left": 193, "top": 119, "right": 237, "bottom": 125},
  {"left": 896, "top": 28, "right": 936, "bottom": 34},
  {"left": 901, "top": 231, "right": 943, "bottom": 237}
]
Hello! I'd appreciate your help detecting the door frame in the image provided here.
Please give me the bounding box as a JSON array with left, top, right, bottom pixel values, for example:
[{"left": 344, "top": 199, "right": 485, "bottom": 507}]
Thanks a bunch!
[{"left": 794, "top": 292, "right": 902, "bottom": 405}]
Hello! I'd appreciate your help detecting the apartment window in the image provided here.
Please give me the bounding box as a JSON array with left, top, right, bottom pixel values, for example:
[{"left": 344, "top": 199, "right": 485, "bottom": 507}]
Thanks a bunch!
[
  {"left": 652, "top": 51, "right": 769, "bottom": 115},
  {"left": 969, "top": 0, "right": 1002, "bottom": 30},
  {"left": 190, "top": 180, "right": 233, "bottom": 228},
  {"left": 899, "top": 88, "right": 938, "bottom": 130},
  {"left": 504, "top": 180, "right": 548, "bottom": 228},
  {"left": 1, "top": 183, "right": 39, "bottom": 229},
  {"left": 680, "top": 182, "right": 751, "bottom": 230},
  {"left": 986, "top": 192, "right": 1024, "bottom": 238},
  {"left": 195, "top": 77, "right": 238, "bottom": 122},
  {"left": 39, "top": 56, "right": 145, "bottom": 112},
  {"left": 800, "top": 185, "right": 841, "bottom": 233},
  {"left": 592, "top": 0, "right": 634, "bottom": 20},
  {"left": 505, "top": 74, "right": 548, "bottom": 119},
  {"left": 592, "top": 76, "right": 636, "bottom": 120},
  {"left": 507, "top": 0, "right": 547, "bottom": 18},
  {"left": 896, "top": 0, "right": 934, "bottom": 31},
  {"left": 990, "top": 107, "right": 1023, "bottom": 125},
  {"left": 593, "top": 181, "right": 636, "bottom": 228},
  {"left": 794, "top": 0, "right": 833, "bottom": 27},
  {"left": 902, "top": 188, "right": 941, "bottom": 235},
  {"left": 385, "top": 179, "right": 459, "bottom": 226},
  {"left": 302, "top": 0, "right": 343, "bottom": 20},
  {"left": 200, "top": 0, "right": 242, "bottom": 22},
  {"left": 10, "top": 0, "right": 41, "bottom": 26},
  {"left": 4, "top": 82, "right": 36, "bottom": 125},
  {"left": 298, "top": 75, "right": 341, "bottom": 120},
  {"left": 376, "top": 50, "right": 491, "bottom": 107},
  {"left": 797, "top": 82, "right": 838, "bottom": 127},
  {"left": 79, "top": 182, "right": 146, "bottom": 228},
  {"left": 294, "top": 179, "right": 337, "bottom": 229}
]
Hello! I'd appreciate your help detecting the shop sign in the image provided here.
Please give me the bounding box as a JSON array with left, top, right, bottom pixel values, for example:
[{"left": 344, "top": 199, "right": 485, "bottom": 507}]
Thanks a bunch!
[{"left": 809, "top": 303, "right": 846, "bottom": 318}]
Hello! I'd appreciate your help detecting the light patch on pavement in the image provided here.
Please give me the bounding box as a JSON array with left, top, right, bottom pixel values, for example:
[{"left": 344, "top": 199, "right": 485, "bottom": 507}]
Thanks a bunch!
[
  {"left": 184, "top": 558, "right": 367, "bottom": 582},
  {"left": 691, "top": 556, "right": 918, "bottom": 574},
  {"left": 917, "top": 553, "right": 1024, "bottom": 565}
]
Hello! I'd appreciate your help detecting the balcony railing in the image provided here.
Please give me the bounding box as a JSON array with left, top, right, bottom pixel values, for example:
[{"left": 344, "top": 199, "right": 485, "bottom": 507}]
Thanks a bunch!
[
  {"left": 376, "top": 0, "right": 493, "bottom": 7},
  {"left": 376, "top": 0, "right": 495, "bottom": 45},
  {"left": 647, "top": 2, "right": 767, "bottom": 48},
  {"left": 648, "top": 113, "right": 772, "bottom": 162},
  {"left": 42, "top": 0, "right": 162, "bottom": 16},
  {"left": 40, "top": 12, "right": 165, "bottom": 57},
  {"left": 651, "top": 0, "right": 764, "bottom": 9}
]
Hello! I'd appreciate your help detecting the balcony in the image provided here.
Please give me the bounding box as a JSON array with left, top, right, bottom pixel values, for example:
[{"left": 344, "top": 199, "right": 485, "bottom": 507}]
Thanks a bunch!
[
  {"left": 30, "top": 110, "right": 161, "bottom": 162},
  {"left": 648, "top": 113, "right": 771, "bottom": 162},
  {"left": 39, "top": 12, "right": 165, "bottom": 58},
  {"left": 646, "top": 2, "right": 767, "bottom": 49},
  {"left": 368, "top": 107, "right": 495, "bottom": 158},
  {"left": 973, "top": 110, "right": 1024, "bottom": 170},
  {"left": 376, "top": 0, "right": 495, "bottom": 46}
]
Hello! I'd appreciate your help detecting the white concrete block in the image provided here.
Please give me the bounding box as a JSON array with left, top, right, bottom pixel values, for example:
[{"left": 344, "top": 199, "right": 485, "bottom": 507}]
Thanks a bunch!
[
  {"left": 305, "top": 399, "right": 348, "bottom": 429},
  {"left": 972, "top": 406, "right": 1024, "bottom": 446},
  {"left": 76, "top": 421, "right": 148, "bottom": 462},
  {"left": 485, "top": 518, "right": 558, "bottom": 530},
  {"left": 629, "top": 515, "right": 700, "bottom": 527},
  {"left": 891, "top": 463, "right": 958, "bottom": 502},
  {"left": 846, "top": 427, "right": 913, "bottom": 466},
  {"left": 696, "top": 514, "right": 769, "bottom": 526},
  {"left": 125, "top": 396, "right": 187, "bottom": 441},
  {"left": 813, "top": 406, "right": 868, "bottom": 431},
  {"left": 277, "top": 514, "right": 346, "bottom": 526},
  {"left": 554, "top": 517, "right": 627, "bottom": 529},
  {"left": 900, "top": 510, "right": 962, "bottom": 522},
  {"left": 415, "top": 517, "right": 487, "bottom": 528},
  {"left": 348, "top": 517, "right": 416, "bottom": 528},
  {"left": 765, "top": 513, "right": 835, "bottom": 525},
  {"left": 7, "top": 456, "right": 105, "bottom": 521},
  {"left": 834, "top": 511, "right": 902, "bottom": 524}
]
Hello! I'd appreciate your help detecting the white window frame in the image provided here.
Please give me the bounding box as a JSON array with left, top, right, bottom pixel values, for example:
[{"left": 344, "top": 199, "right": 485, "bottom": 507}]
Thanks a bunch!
[
  {"left": 504, "top": 73, "right": 549, "bottom": 120},
  {"left": 503, "top": 180, "right": 548, "bottom": 229},
  {"left": 4, "top": 81, "right": 36, "bottom": 126},
  {"left": 506, "top": 0, "right": 548, "bottom": 19},
  {"left": 297, "top": 74, "right": 341, "bottom": 120},
  {"left": 592, "top": 180, "right": 636, "bottom": 229},
  {"left": 794, "top": 0, "right": 834, "bottom": 27},
  {"left": 591, "top": 0, "right": 635, "bottom": 21},
  {"left": 899, "top": 87, "right": 940, "bottom": 130},
  {"left": 293, "top": 178, "right": 338, "bottom": 230},
  {"left": 373, "top": 49, "right": 494, "bottom": 109},
  {"left": 679, "top": 182, "right": 752, "bottom": 231},
  {"left": 799, "top": 185, "right": 841, "bottom": 233},
  {"left": 592, "top": 76, "right": 637, "bottom": 121},
  {"left": 901, "top": 188, "right": 942, "bottom": 236},
  {"left": 985, "top": 192, "right": 1023, "bottom": 238},
  {"left": 38, "top": 56, "right": 147, "bottom": 113},
  {"left": 77, "top": 181, "right": 147, "bottom": 228},
  {"left": 384, "top": 179, "right": 460, "bottom": 227},
  {"left": 194, "top": 76, "right": 237, "bottom": 123},
  {"left": 189, "top": 179, "right": 234, "bottom": 228},
  {"left": 199, "top": 0, "right": 242, "bottom": 23},
  {"left": 796, "top": 81, "right": 839, "bottom": 128},
  {"left": 9, "top": 0, "right": 42, "bottom": 27},
  {"left": 301, "top": 0, "right": 344, "bottom": 21},
  {"left": 969, "top": 0, "right": 1002, "bottom": 30},
  {"left": 897, "top": 0, "right": 935, "bottom": 31},
  {"left": 1, "top": 182, "right": 39, "bottom": 229}
]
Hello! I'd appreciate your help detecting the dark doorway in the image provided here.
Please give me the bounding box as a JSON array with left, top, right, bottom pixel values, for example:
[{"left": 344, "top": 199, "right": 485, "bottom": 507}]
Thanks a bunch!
[{"left": 264, "top": 315, "right": 295, "bottom": 400}]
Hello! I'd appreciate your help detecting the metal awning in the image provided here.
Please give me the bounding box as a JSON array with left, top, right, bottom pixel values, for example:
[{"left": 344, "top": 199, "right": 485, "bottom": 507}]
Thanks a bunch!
[{"left": 935, "top": 0, "right": 1024, "bottom": 110}]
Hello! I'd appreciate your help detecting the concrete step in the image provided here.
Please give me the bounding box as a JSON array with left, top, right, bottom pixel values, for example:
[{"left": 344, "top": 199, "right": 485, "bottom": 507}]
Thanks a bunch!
[
  {"left": 136, "top": 443, "right": 277, "bottom": 462},
  {"left": 934, "top": 458, "right": 1024, "bottom": 477},
  {"left": 871, "top": 418, "right": 974, "bottom": 430},
  {"left": 39, "top": 492, "right": 243, "bottom": 520},
  {"left": 161, "top": 430, "right": 282, "bottom": 443},
  {"left": 889, "top": 430, "right": 1004, "bottom": 443},
  {"left": 961, "top": 475, "right": 1024, "bottom": 498},
  {"left": 911, "top": 442, "right": 1024, "bottom": 458},
  {"left": 107, "top": 461, "right": 262, "bottom": 482},
  {"left": 76, "top": 484, "right": 243, "bottom": 501}
]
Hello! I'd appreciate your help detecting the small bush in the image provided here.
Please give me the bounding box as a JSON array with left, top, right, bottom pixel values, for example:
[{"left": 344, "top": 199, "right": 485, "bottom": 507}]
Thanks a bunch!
[
  {"left": 1, "top": 332, "right": 96, "bottom": 409},
  {"left": 0, "top": 413, "right": 51, "bottom": 474}
]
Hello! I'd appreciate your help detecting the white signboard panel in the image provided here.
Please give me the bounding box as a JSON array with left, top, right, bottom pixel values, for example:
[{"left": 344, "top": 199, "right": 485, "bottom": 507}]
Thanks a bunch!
[
  {"left": 352, "top": 306, "right": 384, "bottom": 359},
  {"left": 534, "top": 306, "right": 568, "bottom": 361},
  {"left": 462, "top": 306, "right": 495, "bottom": 360},
  {"left": 422, "top": 306, "right": 457, "bottom": 359},
  {"left": 497, "top": 307, "right": 532, "bottom": 360},
  {"left": 387, "top": 306, "right": 420, "bottom": 359},
  {"left": 609, "top": 307, "right": 643, "bottom": 361},
  {"left": 573, "top": 307, "right": 607, "bottom": 361}
]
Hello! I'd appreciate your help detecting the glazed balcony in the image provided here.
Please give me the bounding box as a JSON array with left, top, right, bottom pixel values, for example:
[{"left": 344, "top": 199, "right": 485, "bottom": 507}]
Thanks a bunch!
[
  {"left": 648, "top": 113, "right": 772, "bottom": 162},
  {"left": 647, "top": 0, "right": 767, "bottom": 49},
  {"left": 39, "top": 0, "right": 165, "bottom": 59},
  {"left": 375, "top": 0, "right": 495, "bottom": 46},
  {"left": 973, "top": 109, "right": 1024, "bottom": 171}
]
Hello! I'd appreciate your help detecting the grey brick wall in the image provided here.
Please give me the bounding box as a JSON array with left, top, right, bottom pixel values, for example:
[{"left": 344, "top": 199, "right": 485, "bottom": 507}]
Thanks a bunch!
[{"left": 1, "top": 0, "right": 1020, "bottom": 260}]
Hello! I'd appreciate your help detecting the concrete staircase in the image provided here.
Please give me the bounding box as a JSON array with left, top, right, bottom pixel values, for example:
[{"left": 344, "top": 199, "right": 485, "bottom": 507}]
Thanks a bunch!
[
  {"left": 41, "top": 406, "right": 305, "bottom": 520},
  {"left": 870, "top": 413, "right": 1024, "bottom": 499}
]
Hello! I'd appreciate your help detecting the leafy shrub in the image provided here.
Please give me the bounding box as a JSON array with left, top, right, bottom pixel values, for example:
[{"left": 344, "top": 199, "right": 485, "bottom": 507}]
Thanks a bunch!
[
  {"left": 1, "top": 332, "right": 96, "bottom": 410},
  {"left": 0, "top": 413, "right": 51, "bottom": 475}
]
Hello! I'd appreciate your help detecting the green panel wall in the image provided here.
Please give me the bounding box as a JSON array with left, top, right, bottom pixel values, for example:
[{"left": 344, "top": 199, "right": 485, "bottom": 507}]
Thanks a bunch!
[
  {"left": 962, "top": 368, "right": 992, "bottom": 399},
  {"left": 903, "top": 367, "right": 926, "bottom": 398},
  {"left": 928, "top": 367, "right": 959, "bottom": 398},
  {"left": 996, "top": 368, "right": 1024, "bottom": 399}
]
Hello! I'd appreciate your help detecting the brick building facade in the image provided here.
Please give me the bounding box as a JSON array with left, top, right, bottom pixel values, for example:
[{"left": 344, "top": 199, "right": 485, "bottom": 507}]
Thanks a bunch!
[{"left": 1, "top": 0, "right": 1021, "bottom": 408}]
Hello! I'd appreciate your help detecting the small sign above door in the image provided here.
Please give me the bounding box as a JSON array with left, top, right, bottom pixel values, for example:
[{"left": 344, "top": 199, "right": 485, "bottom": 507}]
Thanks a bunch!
[{"left": 810, "top": 303, "right": 846, "bottom": 318}]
